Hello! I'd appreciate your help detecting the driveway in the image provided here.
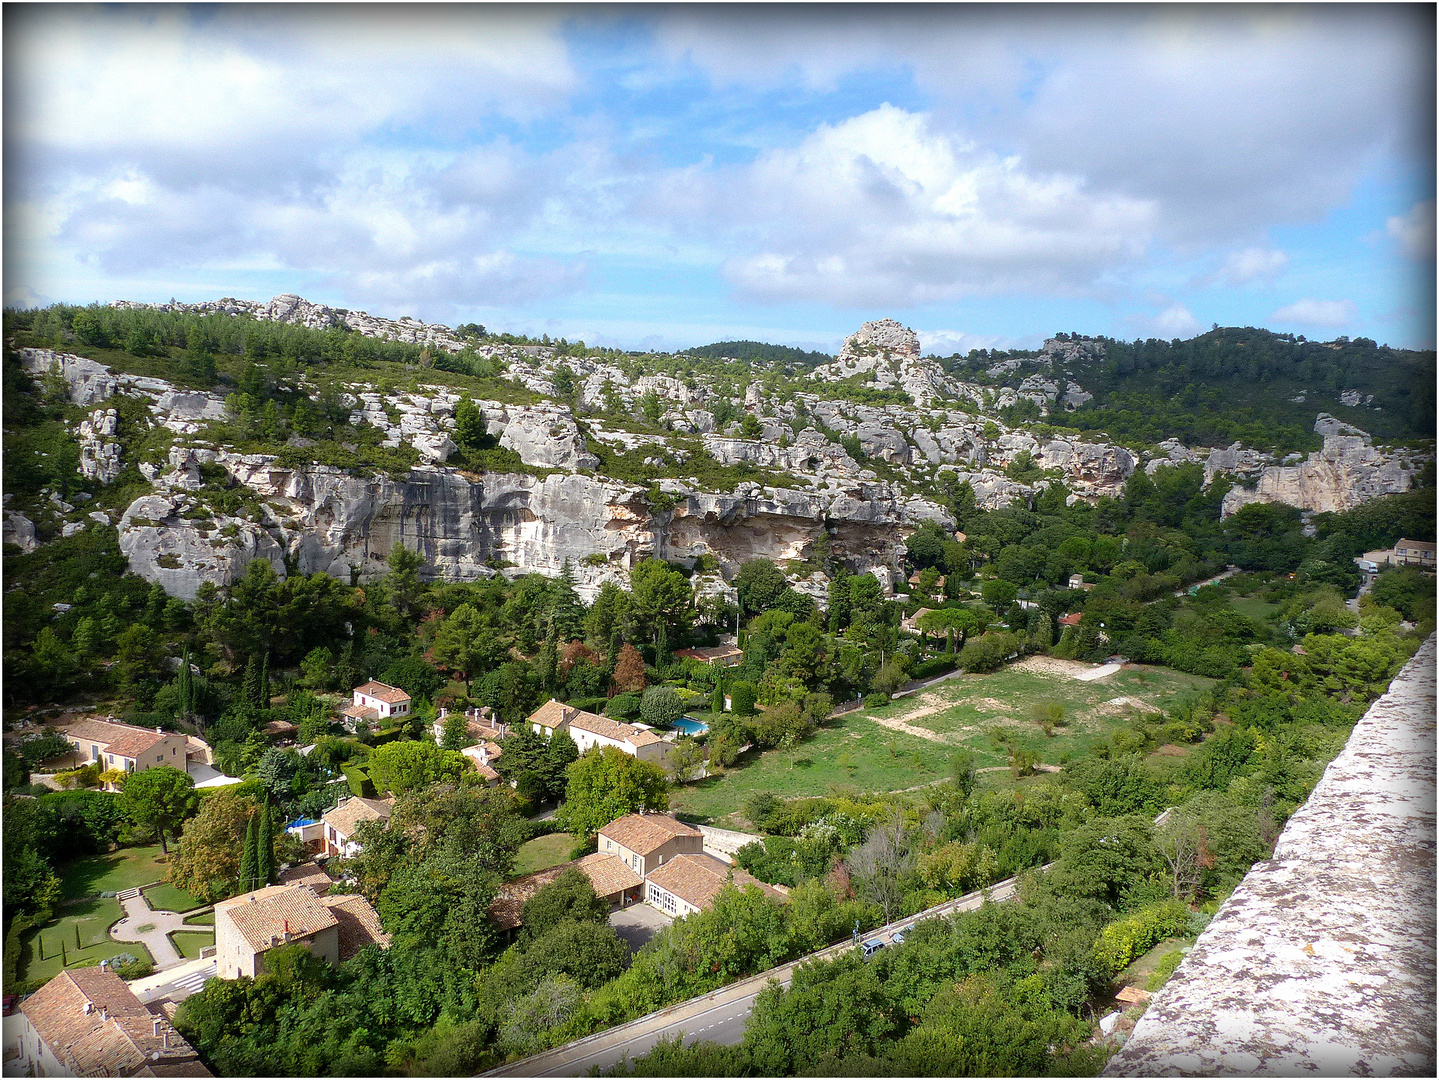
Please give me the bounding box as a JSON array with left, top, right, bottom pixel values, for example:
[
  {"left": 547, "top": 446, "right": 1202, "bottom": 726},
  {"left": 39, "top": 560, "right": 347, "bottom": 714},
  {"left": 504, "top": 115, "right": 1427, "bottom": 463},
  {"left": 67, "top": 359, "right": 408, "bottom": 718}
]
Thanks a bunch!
[{"left": 609, "top": 903, "right": 671, "bottom": 954}]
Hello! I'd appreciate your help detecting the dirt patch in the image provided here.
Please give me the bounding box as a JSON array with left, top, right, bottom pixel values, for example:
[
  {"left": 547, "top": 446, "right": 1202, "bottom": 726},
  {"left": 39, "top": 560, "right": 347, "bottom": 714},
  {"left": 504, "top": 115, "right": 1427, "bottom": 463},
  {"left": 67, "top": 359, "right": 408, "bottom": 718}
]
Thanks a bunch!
[
  {"left": 864, "top": 710, "right": 955, "bottom": 744},
  {"left": 1153, "top": 744, "right": 1191, "bottom": 758},
  {"left": 1014, "top": 655, "right": 1096, "bottom": 678},
  {"left": 973, "top": 698, "right": 1013, "bottom": 712},
  {"left": 1100, "top": 695, "right": 1164, "bottom": 715}
]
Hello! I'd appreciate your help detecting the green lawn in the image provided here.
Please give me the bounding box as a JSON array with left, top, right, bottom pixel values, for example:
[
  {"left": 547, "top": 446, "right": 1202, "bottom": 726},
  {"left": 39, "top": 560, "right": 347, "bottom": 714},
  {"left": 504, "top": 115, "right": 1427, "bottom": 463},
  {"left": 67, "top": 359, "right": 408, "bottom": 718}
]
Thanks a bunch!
[
  {"left": 20, "top": 897, "right": 155, "bottom": 982},
  {"left": 514, "top": 832, "right": 576, "bottom": 875},
  {"left": 169, "top": 930, "right": 216, "bottom": 960},
  {"left": 1229, "top": 594, "right": 1282, "bottom": 622},
  {"left": 142, "top": 883, "right": 206, "bottom": 914},
  {"left": 670, "top": 710, "right": 953, "bottom": 825},
  {"left": 184, "top": 911, "right": 215, "bottom": 926},
  {"left": 58, "top": 844, "right": 168, "bottom": 900}
]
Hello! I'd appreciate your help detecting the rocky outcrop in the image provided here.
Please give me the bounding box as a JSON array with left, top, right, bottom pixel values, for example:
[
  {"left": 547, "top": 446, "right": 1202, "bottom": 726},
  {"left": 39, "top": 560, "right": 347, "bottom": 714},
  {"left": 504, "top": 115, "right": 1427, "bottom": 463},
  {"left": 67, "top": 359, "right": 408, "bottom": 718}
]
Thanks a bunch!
[
  {"left": 3, "top": 511, "right": 38, "bottom": 553},
  {"left": 77, "top": 408, "right": 122, "bottom": 484},
  {"left": 1221, "top": 419, "right": 1417, "bottom": 517},
  {"left": 810, "top": 319, "right": 958, "bottom": 406},
  {"left": 118, "top": 492, "right": 287, "bottom": 601}
]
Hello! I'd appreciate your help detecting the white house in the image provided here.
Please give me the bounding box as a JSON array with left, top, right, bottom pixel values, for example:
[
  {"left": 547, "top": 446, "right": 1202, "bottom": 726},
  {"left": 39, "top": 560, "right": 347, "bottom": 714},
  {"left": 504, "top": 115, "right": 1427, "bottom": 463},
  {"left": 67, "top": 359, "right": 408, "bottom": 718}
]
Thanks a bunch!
[
  {"left": 527, "top": 699, "right": 668, "bottom": 764},
  {"left": 341, "top": 681, "right": 411, "bottom": 732},
  {"left": 319, "top": 795, "right": 393, "bottom": 858},
  {"left": 60, "top": 718, "right": 192, "bottom": 781}
]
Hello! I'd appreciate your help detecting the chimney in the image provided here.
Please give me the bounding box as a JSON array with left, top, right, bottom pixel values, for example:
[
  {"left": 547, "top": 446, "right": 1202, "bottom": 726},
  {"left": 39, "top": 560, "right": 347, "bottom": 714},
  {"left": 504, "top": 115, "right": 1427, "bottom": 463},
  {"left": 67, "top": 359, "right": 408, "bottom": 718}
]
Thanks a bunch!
[
  {"left": 155, "top": 726, "right": 163, "bottom": 734},
  {"left": 153, "top": 1018, "right": 162, "bottom": 1039},
  {"left": 84, "top": 1002, "right": 94, "bottom": 1015}
]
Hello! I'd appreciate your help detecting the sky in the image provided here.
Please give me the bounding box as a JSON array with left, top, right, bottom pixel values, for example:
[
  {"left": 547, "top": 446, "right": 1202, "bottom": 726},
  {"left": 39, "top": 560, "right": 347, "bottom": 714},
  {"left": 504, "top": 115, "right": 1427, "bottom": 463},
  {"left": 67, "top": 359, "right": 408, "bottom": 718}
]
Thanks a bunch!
[{"left": 4, "top": 3, "right": 1435, "bottom": 354}]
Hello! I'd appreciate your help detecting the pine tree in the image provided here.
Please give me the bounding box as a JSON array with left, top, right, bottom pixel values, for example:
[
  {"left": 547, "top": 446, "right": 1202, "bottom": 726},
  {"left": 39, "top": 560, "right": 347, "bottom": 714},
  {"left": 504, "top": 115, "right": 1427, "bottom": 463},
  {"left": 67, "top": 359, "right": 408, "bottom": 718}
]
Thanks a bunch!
[
  {"left": 239, "top": 815, "right": 259, "bottom": 893},
  {"left": 259, "top": 652, "right": 270, "bottom": 709},
  {"left": 176, "top": 648, "right": 193, "bottom": 718},
  {"left": 256, "top": 803, "right": 275, "bottom": 886}
]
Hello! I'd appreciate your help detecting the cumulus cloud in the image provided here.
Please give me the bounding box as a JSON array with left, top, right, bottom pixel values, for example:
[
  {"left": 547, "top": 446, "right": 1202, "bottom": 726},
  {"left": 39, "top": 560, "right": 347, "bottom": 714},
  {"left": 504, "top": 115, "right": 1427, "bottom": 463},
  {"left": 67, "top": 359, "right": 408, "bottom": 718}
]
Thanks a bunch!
[
  {"left": 1270, "top": 298, "right": 1357, "bottom": 327},
  {"left": 1386, "top": 200, "right": 1436, "bottom": 260},
  {"left": 648, "top": 105, "right": 1155, "bottom": 306},
  {"left": 1198, "top": 247, "right": 1288, "bottom": 287},
  {"left": 918, "top": 329, "right": 1019, "bottom": 356},
  {"left": 1127, "top": 303, "right": 1203, "bottom": 339}
]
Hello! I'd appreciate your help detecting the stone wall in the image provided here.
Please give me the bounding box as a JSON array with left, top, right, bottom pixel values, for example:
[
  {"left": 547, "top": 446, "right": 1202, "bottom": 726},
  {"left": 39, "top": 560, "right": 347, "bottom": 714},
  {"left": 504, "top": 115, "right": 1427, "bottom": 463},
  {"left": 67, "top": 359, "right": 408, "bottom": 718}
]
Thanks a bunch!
[{"left": 1105, "top": 634, "right": 1436, "bottom": 1077}]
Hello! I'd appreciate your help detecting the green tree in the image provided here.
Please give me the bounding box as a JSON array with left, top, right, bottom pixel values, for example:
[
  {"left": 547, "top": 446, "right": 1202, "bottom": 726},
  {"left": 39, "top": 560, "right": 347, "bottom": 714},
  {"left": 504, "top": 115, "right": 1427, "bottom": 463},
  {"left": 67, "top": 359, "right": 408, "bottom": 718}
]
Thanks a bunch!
[
  {"left": 453, "top": 397, "right": 488, "bottom": 448},
  {"left": 367, "top": 741, "right": 467, "bottom": 796},
  {"left": 257, "top": 802, "right": 276, "bottom": 886},
  {"left": 556, "top": 746, "right": 669, "bottom": 838},
  {"left": 118, "top": 766, "right": 196, "bottom": 854},
  {"left": 519, "top": 866, "right": 611, "bottom": 941},
  {"left": 640, "top": 685, "right": 685, "bottom": 728},
  {"left": 736, "top": 559, "right": 787, "bottom": 615},
  {"left": 239, "top": 814, "right": 260, "bottom": 893},
  {"left": 169, "top": 788, "right": 259, "bottom": 903}
]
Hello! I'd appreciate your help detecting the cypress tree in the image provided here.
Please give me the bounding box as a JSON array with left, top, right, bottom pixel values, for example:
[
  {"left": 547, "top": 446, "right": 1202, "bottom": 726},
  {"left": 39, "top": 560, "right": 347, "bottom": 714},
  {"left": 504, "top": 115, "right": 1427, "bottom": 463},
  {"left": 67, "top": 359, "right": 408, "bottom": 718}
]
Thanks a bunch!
[
  {"left": 655, "top": 625, "right": 669, "bottom": 675},
  {"left": 259, "top": 652, "right": 271, "bottom": 709},
  {"left": 242, "top": 655, "right": 261, "bottom": 711},
  {"left": 256, "top": 803, "right": 275, "bottom": 886},
  {"left": 711, "top": 677, "right": 725, "bottom": 715},
  {"left": 176, "top": 648, "right": 192, "bottom": 717},
  {"left": 606, "top": 629, "right": 622, "bottom": 672},
  {"left": 239, "top": 815, "right": 259, "bottom": 893}
]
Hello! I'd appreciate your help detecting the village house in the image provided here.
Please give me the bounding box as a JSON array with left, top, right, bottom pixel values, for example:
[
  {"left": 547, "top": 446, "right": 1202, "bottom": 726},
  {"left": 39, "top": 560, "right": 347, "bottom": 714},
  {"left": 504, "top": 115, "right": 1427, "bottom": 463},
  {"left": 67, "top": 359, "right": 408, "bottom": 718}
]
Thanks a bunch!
[
  {"left": 643, "top": 852, "right": 787, "bottom": 918},
  {"left": 340, "top": 681, "right": 411, "bottom": 733},
  {"left": 16, "top": 967, "right": 211, "bottom": 1077},
  {"left": 60, "top": 718, "right": 193, "bottom": 781},
  {"left": 527, "top": 700, "right": 669, "bottom": 764},
  {"left": 1393, "top": 538, "right": 1436, "bottom": 568},
  {"left": 460, "top": 745, "right": 502, "bottom": 785},
  {"left": 598, "top": 812, "right": 704, "bottom": 877},
  {"left": 213, "top": 884, "right": 388, "bottom": 980},
  {"left": 319, "top": 795, "right": 393, "bottom": 858},
  {"left": 1058, "top": 612, "right": 1083, "bottom": 628},
  {"left": 430, "top": 706, "right": 508, "bottom": 746}
]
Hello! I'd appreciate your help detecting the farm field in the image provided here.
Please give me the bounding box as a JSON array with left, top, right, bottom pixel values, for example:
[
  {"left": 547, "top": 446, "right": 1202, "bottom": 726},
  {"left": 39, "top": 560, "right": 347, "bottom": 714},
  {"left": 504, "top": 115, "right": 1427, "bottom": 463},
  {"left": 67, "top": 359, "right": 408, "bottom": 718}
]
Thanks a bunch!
[{"left": 670, "top": 659, "right": 1216, "bottom": 825}]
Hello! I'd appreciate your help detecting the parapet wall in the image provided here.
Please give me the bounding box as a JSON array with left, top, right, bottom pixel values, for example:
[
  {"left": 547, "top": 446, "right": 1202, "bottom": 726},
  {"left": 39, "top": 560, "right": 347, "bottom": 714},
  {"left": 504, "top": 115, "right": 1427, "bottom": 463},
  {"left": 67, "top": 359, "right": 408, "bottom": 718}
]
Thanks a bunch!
[{"left": 1106, "top": 634, "right": 1436, "bottom": 1077}]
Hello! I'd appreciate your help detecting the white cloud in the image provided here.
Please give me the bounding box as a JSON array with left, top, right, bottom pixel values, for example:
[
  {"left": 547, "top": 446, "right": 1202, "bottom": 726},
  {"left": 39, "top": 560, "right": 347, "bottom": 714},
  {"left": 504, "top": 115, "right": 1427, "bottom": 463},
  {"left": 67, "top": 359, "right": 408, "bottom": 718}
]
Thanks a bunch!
[
  {"left": 1202, "top": 247, "right": 1289, "bottom": 287},
  {"left": 1134, "top": 304, "right": 1203, "bottom": 339},
  {"left": 918, "top": 329, "right": 1017, "bottom": 356},
  {"left": 650, "top": 105, "right": 1156, "bottom": 306},
  {"left": 1386, "top": 201, "right": 1436, "bottom": 260},
  {"left": 1270, "top": 298, "right": 1357, "bottom": 327}
]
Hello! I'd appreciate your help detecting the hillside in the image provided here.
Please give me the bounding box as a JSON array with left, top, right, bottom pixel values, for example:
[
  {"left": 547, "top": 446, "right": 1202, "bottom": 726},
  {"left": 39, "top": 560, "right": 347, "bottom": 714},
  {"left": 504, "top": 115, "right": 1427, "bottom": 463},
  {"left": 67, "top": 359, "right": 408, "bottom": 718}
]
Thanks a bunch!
[{"left": 2, "top": 299, "right": 1430, "bottom": 604}]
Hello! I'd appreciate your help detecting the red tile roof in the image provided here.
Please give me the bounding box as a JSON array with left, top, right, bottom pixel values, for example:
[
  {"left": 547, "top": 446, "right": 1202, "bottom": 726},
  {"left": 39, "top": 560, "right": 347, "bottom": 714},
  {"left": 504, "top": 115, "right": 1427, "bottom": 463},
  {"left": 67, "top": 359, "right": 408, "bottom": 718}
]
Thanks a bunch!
[
  {"left": 599, "top": 813, "right": 702, "bottom": 856},
  {"left": 643, "top": 853, "right": 787, "bottom": 910},
  {"left": 62, "top": 718, "right": 171, "bottom": 760},
  {"left": 19, "top": 969, "right": 210, "bottom": 1077},
  {"left": 353, "top": 681, "right": 411, "bottom": 704},
  {"left": 319, "top": 893, "right": 391, "bottom": 960},
  {"left": 277, "top": 862, "right": 335, "bottom": 895},
  {"left": 528, "top": 699, "right": 664, "bottom": 748},
  {"left": 321, "top": 796, "right": 393, "bottom": 840},
  {"left": 214, "top": 885, "right": 338, "bottom": 953},
  {"left": 489, "top": 854, "right": 642, "bottom": 930}
]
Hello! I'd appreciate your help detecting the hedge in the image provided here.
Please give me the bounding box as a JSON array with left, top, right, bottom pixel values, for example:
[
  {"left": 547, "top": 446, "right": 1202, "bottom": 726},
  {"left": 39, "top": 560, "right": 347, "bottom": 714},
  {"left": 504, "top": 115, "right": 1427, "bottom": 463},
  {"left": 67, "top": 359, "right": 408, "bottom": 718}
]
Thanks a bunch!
[
  {"left": 1092, "top": 899, "right": 1190, "bottom": 975},
  {"left": 911, "top": 656, "right": 958, "bottom": 681},
  {"left": 341, "top": 763, "right": 375, "bottom": 798}
]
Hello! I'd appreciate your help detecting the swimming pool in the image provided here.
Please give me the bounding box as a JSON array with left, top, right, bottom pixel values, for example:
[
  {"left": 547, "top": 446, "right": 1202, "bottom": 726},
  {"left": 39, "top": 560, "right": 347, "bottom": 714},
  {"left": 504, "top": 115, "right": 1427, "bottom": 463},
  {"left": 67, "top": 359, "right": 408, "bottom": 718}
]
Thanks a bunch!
[{"left": 671, "top": 716, "right": 709, "bottom": 736}]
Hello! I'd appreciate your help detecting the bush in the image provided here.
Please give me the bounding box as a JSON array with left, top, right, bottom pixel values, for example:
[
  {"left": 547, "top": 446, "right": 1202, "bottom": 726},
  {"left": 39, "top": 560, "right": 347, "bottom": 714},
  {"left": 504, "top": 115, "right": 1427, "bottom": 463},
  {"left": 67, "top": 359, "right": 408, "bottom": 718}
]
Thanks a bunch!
[
  {"left": 730, "top": 682, "right": 757, "bottom": 717},
  {"left": 605, "top": 693, "right": 641, "bottom": 719},
  {"left": 863, "top": 691, "right": 889, "bottom": 708},
  {"left": 1146, "top": 949, "right": 1186, "bottom": 992},
  {"left": 911, "top": 656, "right": 958, "bottom": 681},
  {"left": 109, "top": 952, "right": 154, "bottom": 980},
  {"left": 1092, "top": 900, "right": 1189, "bottom": 975}
]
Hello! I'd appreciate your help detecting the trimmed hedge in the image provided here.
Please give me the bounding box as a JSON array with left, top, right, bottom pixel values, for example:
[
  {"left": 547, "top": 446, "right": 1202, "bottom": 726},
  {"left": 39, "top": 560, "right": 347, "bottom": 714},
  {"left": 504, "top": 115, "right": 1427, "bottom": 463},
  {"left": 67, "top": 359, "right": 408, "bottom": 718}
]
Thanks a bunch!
[
  {"left": 1092, "top": 900, "right": 1190, "bottom": 975},
  {"left": 911, "top": 656, "right": 958, "bottom": 681}
]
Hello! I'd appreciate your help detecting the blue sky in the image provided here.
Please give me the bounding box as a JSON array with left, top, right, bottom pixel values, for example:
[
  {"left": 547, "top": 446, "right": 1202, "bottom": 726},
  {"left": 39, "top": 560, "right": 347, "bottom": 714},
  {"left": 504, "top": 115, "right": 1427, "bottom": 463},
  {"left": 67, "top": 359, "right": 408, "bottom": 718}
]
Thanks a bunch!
[{"left": 5, "top": 4, "right": 1434, "bottom": 353}]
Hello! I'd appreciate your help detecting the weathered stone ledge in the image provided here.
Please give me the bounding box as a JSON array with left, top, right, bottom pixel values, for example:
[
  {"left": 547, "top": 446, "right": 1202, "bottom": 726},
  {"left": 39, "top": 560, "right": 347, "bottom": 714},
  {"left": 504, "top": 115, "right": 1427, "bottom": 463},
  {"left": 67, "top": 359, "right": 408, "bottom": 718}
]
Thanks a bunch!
[{"left": 1106, "top": 633, "right": 1436, "bottom": 1077}]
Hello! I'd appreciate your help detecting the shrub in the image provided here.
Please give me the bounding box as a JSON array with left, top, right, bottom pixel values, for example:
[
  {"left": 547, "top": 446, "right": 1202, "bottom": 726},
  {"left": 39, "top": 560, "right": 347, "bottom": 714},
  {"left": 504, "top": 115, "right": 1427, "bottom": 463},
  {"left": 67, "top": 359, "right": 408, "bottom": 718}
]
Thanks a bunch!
[
  {"left": 1092, "top": 900, "right": 1189, "bottom": 976},
  {"left": 730, "top": 682, "right": 757, "bottom": 717},
  {"left": 605, "top": 693, "right": 641, "bottom": 719},
  {"left": 1146, "top": 949, "right": 1186, "bottom": 992}
]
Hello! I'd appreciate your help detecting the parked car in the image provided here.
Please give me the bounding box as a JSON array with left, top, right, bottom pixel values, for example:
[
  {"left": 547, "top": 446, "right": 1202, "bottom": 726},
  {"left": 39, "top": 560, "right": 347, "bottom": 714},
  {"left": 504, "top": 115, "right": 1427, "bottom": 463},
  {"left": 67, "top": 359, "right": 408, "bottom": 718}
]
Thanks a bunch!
[{"left": 861, "top": 938, "right": 886, "bottom": 959}]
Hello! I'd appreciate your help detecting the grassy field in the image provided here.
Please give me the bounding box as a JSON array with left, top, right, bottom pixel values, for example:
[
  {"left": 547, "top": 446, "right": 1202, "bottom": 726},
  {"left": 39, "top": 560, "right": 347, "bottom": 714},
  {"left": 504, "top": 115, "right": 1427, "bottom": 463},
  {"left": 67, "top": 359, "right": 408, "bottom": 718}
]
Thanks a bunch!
[
  {"left": 514, "top": 832, "right": 576, "bottom": 875},
  {"left": 670, "top": 659, "right": 1216, "bottom": 825},
  {"left": 142, "top": 883, "right": 206, "bottom": 914},
  {"left": 21, "top": 897, "right": 155, "bottom": 982},
  {"left": 169, "top": 930, "right": 216, "bottom": 960},
  {"left": 670, "top": 711, "right": 953, "bottom": 825},
  {"left": 59, "top": 844, "right": 168, "bottom": 900},
  {"left": 184, "top": 911, "right": 215, "bottom": 926},
  {"left": 1229, "top": 594, "right": 1282, "bottom": 622}
]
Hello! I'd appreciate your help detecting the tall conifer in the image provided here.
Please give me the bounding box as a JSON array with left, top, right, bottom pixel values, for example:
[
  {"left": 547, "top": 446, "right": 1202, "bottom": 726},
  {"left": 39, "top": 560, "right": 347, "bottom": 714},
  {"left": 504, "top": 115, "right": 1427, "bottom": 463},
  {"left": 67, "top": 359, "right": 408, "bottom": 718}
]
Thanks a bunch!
[{"left": 239, "top": 815, "right": 259, "bottom": 893}]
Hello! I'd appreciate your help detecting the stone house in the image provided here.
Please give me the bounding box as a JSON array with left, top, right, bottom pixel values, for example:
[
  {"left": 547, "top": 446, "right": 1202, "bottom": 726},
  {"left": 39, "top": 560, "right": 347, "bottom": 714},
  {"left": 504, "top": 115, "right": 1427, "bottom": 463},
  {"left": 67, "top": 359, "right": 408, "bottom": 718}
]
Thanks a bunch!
[
  {"left": 341, "top": 681, "right": 411, "bottom": 732},
  {"left": 16, "top": 968, "right": 211, "bottom": 1077},
  {"left": 598, "top": 812, "right": 704, "bottom": 877},
  {"left": 319, "top": 795, "right": 393, "bottom": 858},
  {"left": 489, "top": 852, "right": 644, "bottom": 933},
  {"left": 1394, "top": 538, "right": 1436, "bottom": 568},
  {"left": 61, "top": 718, "right": 192, "bottom": 783},
  {"left": 213, "top": 884, "right": 388, "bottom": 980},
  {"left": 672, "top": 645, "right": 743, "bottom": 667},
  {"left": 527, "top": 700, "right": 669, "bottom": 764},
  {"left": 643, "top": 852, "right": 787, "bottom": 918}
]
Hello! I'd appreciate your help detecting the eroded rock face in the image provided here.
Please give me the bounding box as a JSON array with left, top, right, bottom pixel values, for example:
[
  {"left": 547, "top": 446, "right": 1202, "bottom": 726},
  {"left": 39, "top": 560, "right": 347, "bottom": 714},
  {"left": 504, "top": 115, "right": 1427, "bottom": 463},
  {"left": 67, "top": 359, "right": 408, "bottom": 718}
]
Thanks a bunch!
[
  {"left": 77, "top": 408, "right": 122, "bottom": 484},
  {"left": 3, "top": 511, "right": 38, "bottom": 553},
  {"left": 811, "top": 319, "right": 958, "bottom": 406},
  {"left": 118, "top": 493, "right": 287, "bottom": 601}
]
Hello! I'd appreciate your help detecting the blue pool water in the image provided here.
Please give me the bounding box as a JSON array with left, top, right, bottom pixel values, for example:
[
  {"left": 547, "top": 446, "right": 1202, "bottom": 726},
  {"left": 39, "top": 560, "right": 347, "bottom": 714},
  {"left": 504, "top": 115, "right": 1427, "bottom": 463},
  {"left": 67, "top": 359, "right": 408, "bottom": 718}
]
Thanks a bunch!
[{"left": 671, "top": 716, "right": 709, "bottom": 736}]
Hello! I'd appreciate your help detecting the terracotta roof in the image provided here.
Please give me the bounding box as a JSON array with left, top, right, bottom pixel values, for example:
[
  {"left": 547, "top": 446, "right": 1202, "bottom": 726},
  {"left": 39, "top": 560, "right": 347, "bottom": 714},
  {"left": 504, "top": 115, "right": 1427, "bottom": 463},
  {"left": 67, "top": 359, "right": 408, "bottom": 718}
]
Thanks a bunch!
[
  {"left": 353, "top": 680, "right": 411, "bottom": 704},
  {"left": 643, "top": 852, "right": 787, "bottom": 910},
  {"left": 481, "top": 740, "right": 504, "bottom": 760},
  {"left": 600, "top": 813, "right": 702, "bottom": 856},
  {"left": 1058, "top": 612, "right": 1083, "bottom": 626},
  {"left": 319, "top": 893, "right": 391, "bottom": 960},
  {"left": 461, "top": 748, "right": 500, "bottom": 781},
  {"left": 214, "top": 885, "right": 338, "bottom": 953},
  {"left": 19, "top": 969, "right": 210, "bottom": 1077},
  {"left": 62, "top": 718, "right": 171, "bottom": 760},
  {"left": 527, "top": 699, "right": 664, "bottom": 748},
  {"left": 1396, "top": 538, "right": 1437, "bottom": 552},
  {"left": 574, "top": 851, "right": 643, "bottom": 897},
  {"left": 278, "top": 862, "right": 334, "bottom": 896},
  {"left": 489, "top": 854, "right": 642, "bottom": 930},
  {"left": 340, "top": 704, "right": 379, "bottom": 721},
  {"left": 673, "top": 645, "right": 744, "bottom": 663},
  {"left": 321, "top": 796, "right": 393, "bottom": 839},
  {"left": 264, "top": 720, "right": 298, "bottom": 736}
]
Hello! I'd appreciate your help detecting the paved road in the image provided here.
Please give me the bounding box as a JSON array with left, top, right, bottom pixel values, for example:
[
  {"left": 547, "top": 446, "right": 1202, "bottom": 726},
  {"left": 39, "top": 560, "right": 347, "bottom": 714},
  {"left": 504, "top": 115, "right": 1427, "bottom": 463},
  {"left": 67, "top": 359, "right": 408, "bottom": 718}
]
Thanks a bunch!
[
  {"left": 1173, "top": 565, "right": 1240, "bottom": 597},
  {"left": 485, "top": 877, "right": 1023, "bottom": 1077}
]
